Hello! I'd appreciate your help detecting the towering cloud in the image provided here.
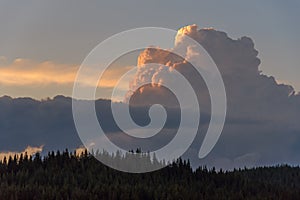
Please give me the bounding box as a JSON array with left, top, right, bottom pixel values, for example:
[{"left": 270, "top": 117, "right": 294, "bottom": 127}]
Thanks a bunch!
[{"left": 126, "top": 24, "right": 300, "bottom": 168}]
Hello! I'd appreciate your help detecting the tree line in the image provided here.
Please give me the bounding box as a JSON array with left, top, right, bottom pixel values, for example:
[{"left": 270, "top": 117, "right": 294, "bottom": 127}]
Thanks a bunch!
[{"left": 0, "top": 149, "right": 300, "bottom": 199}]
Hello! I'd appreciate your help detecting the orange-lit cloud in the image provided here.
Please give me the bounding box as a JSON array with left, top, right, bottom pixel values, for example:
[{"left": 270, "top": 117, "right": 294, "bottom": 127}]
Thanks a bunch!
[
  {"left": 0, "top": 59, "right": 77, "bottom": 85},
  {"left": 75, "top": 146, "right": 87, "bottom": 156},
  {"left": 97, "top": 65, "right": 133, "bottom": 89},
  {"left": 0, "top": 58, "right": 131, "bottom": 89},
  {"left": 0, "top": 145, "right": 44, "bottom": 161}
]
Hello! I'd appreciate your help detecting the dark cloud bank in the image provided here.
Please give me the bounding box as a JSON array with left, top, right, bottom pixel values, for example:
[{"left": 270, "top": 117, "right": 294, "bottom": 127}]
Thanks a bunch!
[{"left": 1, "top": 25, "right": 300, "bottom": 169}]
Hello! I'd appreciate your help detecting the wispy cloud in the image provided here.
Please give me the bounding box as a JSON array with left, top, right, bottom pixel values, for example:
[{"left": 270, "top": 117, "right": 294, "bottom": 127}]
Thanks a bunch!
[
  {"left": 0, "top": 58, "right": 132, "bottom": 92},
  {"left": 0, "top": 59, "right": 77, "bottom": 86}
]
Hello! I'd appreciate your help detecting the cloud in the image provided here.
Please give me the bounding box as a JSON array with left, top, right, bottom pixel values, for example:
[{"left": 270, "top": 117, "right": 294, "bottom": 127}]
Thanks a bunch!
[
  {"left": 0, "top": 58, "right": 128, "bottom": 87},
  {"left": 1, "top": 25, "right": 300, "bottom": 170},
  {"left": 0, "top": 95, "right": 81, "bottom": 153},
  {"left": 124, "top": 24, "right": 300, "bottom": 169},
  {"left": 0, "top": 58, "right": 132, "bottom": 99},
  {"left": 128, "top": 24, "right": 298, "bottom": 118},
  {"left": 75, "top": 146, "right": 87, "bottom": 156},
  {"left": 175, "top": 24, "right": 199, "bottom": 46},
  {"left": 0, "top": 59, "right": 77, "bottom": 85},
  {"left": 0, "top": 95, "right": 182, "bottom": 155},
  {"left": 0, "top": 145, "right": 43, "bottom": 161}
]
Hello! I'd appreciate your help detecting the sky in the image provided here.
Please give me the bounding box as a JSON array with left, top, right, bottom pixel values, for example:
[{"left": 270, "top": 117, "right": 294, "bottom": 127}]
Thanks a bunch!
[
  {"left": 1, "top": 1, "right": 300, "bottom": 170},
  {"left": 0, "top": 0, "right": 299, "bottom": 99}
]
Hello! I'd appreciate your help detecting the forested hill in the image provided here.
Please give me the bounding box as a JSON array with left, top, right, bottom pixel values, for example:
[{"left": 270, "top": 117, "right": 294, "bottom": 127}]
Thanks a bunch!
[{"left": 0, "top": 150, "right": 300, "bottom": 200}]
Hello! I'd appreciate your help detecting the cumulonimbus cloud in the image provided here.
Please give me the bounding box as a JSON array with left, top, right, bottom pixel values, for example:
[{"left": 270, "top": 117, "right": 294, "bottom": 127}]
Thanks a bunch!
[
  {"left": 128, "top": 24, "right": 297, "bottom": 118},
  {"left": 125, "top": 24, "right": 300, "bottom": 168}
]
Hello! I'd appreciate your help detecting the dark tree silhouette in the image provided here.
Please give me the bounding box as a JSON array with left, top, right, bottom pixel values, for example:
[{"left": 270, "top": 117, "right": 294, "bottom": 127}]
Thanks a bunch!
[{"left": 0, "top": 149, "right": 300, "bottom": 199}]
